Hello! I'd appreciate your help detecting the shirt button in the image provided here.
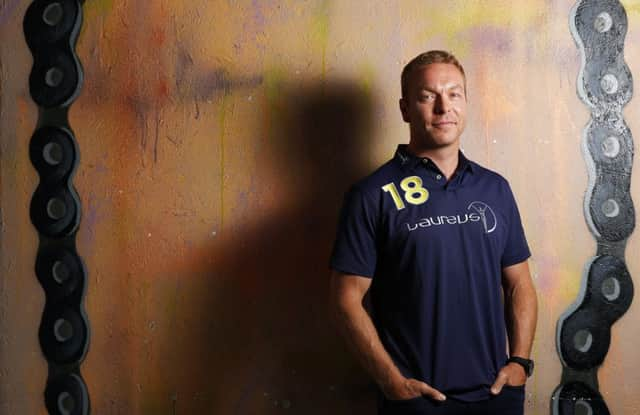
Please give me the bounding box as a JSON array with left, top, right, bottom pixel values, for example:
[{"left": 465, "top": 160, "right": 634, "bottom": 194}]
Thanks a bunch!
[{"left": 436, "top": 174, "right": 442, "bottom": 180}]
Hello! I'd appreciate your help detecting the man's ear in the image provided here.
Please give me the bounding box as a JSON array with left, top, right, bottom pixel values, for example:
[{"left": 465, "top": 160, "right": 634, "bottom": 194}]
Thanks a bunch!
[{"left": 399, "top": 98, "right": 410, "bottom": 123}]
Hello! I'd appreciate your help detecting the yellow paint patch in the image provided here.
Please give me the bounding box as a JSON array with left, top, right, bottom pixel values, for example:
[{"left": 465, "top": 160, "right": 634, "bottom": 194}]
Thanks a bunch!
[
  {"left": 85, "top": 0, "right": 114, "bottom": 16},
  {"left": 621, "top": 0, "right": 640, "bottom": 15},
  {"left": 557, "top": 266, "right": 584, "bottom": 305},
  {"left": 426, "top": 0, "right": 545, "bottom": 34},
  {"left": 401, "top": 0, "right": 546, "bottom": 57}
]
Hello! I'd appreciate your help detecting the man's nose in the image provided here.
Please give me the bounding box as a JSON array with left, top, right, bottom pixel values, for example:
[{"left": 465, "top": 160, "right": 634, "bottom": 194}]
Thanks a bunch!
[{"left": 434, "top": 95, "right": 451, "bottom": 114}]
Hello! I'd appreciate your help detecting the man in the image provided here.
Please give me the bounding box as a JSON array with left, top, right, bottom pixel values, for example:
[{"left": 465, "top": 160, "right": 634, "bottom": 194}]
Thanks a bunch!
[{"left": 329, "top": 51, "right": 538, "bottom": 415}]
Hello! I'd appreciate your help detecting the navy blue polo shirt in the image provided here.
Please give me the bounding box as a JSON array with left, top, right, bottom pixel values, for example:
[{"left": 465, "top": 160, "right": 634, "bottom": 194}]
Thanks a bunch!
[{"left": 330, "top": 144, "right": 530, "bottom": 402}]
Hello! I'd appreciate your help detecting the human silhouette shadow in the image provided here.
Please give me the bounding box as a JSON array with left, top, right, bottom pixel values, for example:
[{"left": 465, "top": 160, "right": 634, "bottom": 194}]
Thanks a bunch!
[{"left": 171, "top": 79, "right": 381, "bottom": 414}]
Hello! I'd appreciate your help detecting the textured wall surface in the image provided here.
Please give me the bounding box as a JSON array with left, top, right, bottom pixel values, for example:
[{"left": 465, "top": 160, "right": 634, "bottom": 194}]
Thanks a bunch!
[{"left": 1, "top": 1, "right": 640, "bottom": 414}]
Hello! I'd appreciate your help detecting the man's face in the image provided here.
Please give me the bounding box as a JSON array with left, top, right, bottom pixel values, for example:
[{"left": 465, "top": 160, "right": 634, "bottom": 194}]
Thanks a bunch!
[{"left": 400, "top": 63, "right": 467, "bottom": 150}]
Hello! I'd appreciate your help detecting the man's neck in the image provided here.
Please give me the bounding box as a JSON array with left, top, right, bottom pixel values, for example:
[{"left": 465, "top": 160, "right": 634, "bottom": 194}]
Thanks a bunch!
[{"left": 407, "top": 142, "right": 460, "bottom": 180}]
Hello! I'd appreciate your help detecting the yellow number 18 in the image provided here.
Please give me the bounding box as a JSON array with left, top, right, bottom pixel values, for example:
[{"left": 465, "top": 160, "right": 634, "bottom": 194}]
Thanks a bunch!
[{"left": 382, "top": 176, "right": 429, "bottom": 210}]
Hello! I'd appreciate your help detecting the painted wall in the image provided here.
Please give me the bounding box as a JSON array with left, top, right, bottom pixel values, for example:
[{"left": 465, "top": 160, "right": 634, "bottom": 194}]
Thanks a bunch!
[{"left": 1, "top": 0, "right": 640, "bottom": 413}]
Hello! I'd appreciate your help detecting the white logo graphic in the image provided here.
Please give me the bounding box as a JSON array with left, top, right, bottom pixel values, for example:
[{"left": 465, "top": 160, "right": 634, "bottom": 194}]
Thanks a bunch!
[
  {"left": 467, "top": 201, "right": 497, "bottom": 234},
  {"left": 404, "top": 201, "right": 498, "bottom": 233}
]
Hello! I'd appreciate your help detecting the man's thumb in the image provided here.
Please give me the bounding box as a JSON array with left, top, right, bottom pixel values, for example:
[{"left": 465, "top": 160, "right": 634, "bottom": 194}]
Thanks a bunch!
[
  {"left": 420, "top": 383, "right": 446, "bottom": 401},
  {"left": 490, "top": 379, "right": 504, "bottom": 395}
]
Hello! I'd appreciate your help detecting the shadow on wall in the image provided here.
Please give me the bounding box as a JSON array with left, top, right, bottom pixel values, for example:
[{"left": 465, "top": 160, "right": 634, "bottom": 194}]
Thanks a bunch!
[{"left": 175, "top": 79, "right": 379, "bottom": 414}]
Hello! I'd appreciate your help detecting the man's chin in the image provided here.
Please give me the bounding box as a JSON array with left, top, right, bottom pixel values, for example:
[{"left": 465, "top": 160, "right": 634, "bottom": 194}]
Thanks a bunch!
[{"left": 422, "top": 135, "right": 460, "bottom": 148}]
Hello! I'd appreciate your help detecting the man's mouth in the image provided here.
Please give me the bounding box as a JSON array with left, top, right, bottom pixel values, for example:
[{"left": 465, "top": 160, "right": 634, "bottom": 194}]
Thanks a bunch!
[{"left": 433, "top": 121, "right": 456, "bottom": 127}]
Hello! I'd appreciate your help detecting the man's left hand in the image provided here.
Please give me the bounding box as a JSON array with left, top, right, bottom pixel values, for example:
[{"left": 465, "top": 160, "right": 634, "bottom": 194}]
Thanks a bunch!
[{"left": 490, "top": 362, "right": 527, "bottom": 395}]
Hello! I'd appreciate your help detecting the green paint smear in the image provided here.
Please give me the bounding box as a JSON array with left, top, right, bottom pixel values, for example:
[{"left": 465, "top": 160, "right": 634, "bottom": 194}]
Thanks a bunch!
[
  {"left": 218, "top": 88, "right": 230, "bottom": 228},
  {"left": 358, "top": 63, "right": 376, "bottom": 96},
  {"left": 263, "top": 67, "right": 286, "bottom": 104},
  {"left": 262, "top": 67, "right": 287, "bottom": 145},
  {"left": 312, "top": 0, "right": 331, "bottom": 79}
]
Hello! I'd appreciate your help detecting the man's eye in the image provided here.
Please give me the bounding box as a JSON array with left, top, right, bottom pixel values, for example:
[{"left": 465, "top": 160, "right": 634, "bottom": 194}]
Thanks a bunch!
[{"left": 421, "top": 95, "right": 435, "bottom": 101}]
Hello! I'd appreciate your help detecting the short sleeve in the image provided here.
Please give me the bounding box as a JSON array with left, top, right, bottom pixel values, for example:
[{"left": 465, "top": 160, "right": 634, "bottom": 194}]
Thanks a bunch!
[
  {"left": 329, "top": 186, "right": 378, "bottom": 278},
  {"left": 501, "top": 182, "right": 531, "bottom": 268}
]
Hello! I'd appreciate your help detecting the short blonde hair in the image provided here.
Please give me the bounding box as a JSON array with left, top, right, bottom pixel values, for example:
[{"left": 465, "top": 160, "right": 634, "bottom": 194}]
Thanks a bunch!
[{"left": 401, "top": 50, "right": 466, "bottom": 98}]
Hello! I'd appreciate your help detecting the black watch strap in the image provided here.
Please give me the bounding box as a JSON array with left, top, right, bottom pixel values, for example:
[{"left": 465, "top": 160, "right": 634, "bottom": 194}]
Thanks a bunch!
[{"left": 507, "top": 356, "right": 534, "bottom": 377}]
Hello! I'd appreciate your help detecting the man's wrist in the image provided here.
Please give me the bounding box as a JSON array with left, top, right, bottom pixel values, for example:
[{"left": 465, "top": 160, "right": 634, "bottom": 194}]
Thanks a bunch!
[
  {"left": 507, "top": 356, "right": 534, "bottom": 377},
  {"left": 379, "top": 369, "right": 405, "bottom": 393},
  {"left": 506, "top": 361, "right": 527, "bottom": 378}
]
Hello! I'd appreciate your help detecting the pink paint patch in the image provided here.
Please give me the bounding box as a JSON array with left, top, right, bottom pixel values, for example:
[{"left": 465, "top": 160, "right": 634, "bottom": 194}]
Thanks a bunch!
[
  {"left": 534, "top": 257, "right": 560, "bottom": 293},
  {"left": 468, "top": 27, "right": 513, "bottom": 54},
  {"left": 0, "top": 0, "right": 20, "bottom": 27}
]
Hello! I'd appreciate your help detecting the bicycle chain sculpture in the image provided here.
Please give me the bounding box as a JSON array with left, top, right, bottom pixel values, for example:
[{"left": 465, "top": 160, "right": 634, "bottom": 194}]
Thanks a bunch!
[
  {"left": 24, "top": 1, "right": 90, "bottom": 414},
  {"left": 554, "top": 1, "right": 635, "bottom": 414}
]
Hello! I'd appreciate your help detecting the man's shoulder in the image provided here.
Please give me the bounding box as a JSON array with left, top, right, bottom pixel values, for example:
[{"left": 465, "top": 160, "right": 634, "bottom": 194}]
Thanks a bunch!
[
  {"left": 467, "top": 158, "right": 510, "bottom": 187},
  {"left": 465, "top": 158, "right": 522, "bottom": 207}
]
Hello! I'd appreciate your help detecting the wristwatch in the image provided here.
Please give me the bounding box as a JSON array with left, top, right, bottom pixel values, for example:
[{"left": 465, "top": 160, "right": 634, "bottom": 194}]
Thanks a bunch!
[{"left": 507, "top": 356, "right": 534, "bottom": 377}]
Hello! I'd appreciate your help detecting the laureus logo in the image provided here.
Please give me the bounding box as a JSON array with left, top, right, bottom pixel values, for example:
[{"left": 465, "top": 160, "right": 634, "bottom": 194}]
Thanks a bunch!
[{"left": 467, "top": 201, "right": 497, "bottom": 234}]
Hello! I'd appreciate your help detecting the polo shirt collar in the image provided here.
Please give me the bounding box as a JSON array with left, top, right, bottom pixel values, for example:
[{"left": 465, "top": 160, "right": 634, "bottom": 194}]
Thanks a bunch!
[{"left": 394, "top": 144, "right": 475, "bottom": 174}]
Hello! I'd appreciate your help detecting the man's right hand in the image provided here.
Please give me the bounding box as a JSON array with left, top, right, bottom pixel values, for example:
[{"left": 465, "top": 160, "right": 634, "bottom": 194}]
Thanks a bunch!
[
  {"left": 383, "top": 376, "right": 447, "bottom": 402},
  {"left": 330, "top": 273, "right": 447, "bottom": 404}
]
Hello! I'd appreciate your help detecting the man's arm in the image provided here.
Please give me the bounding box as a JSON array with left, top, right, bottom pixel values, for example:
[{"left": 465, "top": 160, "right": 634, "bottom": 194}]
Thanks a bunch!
[
  {"left": 329, "top": 271, "right": 446, "bottom": 401},
  {"left": 490, "top": 260, "right": 538, "bottom": 394}
]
